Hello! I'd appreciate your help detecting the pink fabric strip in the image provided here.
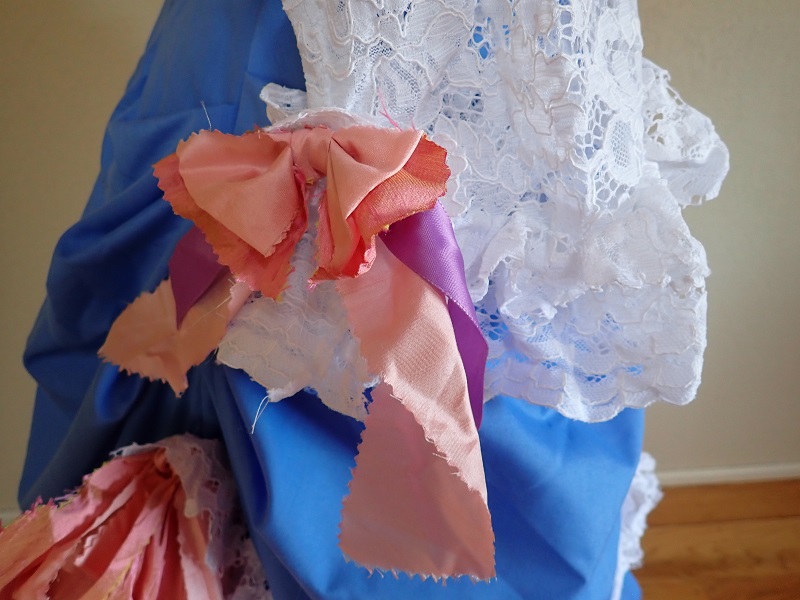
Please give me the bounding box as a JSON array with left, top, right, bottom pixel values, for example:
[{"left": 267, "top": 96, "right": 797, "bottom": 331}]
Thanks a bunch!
[
  {"left": 340, "top": 384, "right": 495, "bottom": 579},
  {"left": 100, "top": 274, "right": 250, "bottom": 395},
  {"left": 381, "top": 203, "right": 488, "bottom": 428},
  {"left": 337, "top": 240, "right": 495, "bottom": 578}
]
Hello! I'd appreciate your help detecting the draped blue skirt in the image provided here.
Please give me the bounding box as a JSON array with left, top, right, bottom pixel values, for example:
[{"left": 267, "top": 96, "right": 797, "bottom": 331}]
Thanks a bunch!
[{"left": 20, "top": 2, "right": 644, "bottom": 598}]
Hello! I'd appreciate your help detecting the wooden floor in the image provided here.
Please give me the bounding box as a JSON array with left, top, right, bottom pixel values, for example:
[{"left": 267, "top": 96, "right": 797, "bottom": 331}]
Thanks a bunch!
[{"left": 636, "top": 479, "right": 800, "bottom": 599}]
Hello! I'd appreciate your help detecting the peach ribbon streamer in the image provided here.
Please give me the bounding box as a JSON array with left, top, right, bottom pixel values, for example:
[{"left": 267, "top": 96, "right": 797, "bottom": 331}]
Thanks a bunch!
[
  {"left": 0, "top": 439, "right": 229, "bottom": 600},
  {"left": 338, "top": 241, "right": 495, "bottom": 579},
  {"left": 100, "top": 124, "right": 495, "bottom": 578}
]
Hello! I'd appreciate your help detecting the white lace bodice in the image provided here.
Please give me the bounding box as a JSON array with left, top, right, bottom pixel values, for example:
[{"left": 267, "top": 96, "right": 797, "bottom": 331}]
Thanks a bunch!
[{"left": 220, "top": 0, "right": 729, "bottom": 422}]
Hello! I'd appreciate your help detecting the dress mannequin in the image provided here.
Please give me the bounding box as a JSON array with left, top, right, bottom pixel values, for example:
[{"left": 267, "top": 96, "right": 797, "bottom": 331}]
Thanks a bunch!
[{"left": 13, "top": 1, "right": 726, "bottom": 598}]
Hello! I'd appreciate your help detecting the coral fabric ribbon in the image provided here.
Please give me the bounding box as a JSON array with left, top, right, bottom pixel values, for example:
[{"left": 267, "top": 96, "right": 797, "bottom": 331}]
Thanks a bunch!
[
  {"left": 337, "top": 240, "right": 494, "bottom": 578},
  {"left": 100, "top": 272, "right": 250, "bottom": 395},
  {"left": 100, "top": 124, "right": 495, "bottom": 579}
]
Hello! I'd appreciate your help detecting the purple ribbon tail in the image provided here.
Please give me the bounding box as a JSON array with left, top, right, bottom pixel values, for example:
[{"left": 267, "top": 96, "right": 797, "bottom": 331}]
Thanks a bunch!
[
  {"left": 382, "top": 203, "right": 487, "bottom": 429},
  {"left": 169, "top": 226, "right": 229, "bottom": 327}
]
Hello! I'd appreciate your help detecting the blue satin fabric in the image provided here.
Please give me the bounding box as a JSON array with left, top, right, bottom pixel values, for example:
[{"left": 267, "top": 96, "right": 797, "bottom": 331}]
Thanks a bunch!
[{"left": 20, "top": 1, "right": 643, "bottom": 598}]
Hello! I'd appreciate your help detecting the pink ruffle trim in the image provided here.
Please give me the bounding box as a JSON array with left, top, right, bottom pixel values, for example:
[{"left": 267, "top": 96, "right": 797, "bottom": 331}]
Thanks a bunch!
[{"left": 0, "top": 436, "right": 267, "bottom": 599}]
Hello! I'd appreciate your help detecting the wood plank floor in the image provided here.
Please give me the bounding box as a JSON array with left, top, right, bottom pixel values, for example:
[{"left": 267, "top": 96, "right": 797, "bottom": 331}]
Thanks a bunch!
[{"left": 636, "top": 479, "right": 800, "bottom": 599}]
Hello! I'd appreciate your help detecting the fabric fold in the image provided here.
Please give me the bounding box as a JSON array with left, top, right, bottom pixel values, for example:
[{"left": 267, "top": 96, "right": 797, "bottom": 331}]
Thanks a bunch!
[
  {"left": 340, "top": 385, "right": 495, "bottom": 579},
  {"left": 382, "top": 203, "right": 488, "bottom": 428},
  {"left": 154, "top": 134, "right": 306, "bottom": 300},
  {"left": 169, "top": 226, "right": 229, "bottom": 327}
]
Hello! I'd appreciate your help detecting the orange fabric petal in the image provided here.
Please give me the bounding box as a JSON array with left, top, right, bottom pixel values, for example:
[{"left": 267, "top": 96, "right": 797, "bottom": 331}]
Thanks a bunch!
[
  {"left": 0, "top": 503, "right": 58, "bottom": 592},
  {"left": 154, "top": 132, "right": 307, "bottom": 298},
  {"left": 177, "top": 132, "right": 297, "bottom": 257},
  {"left": 99, "top": 273, "right": 250, "bottom": 395},
  {"left": 314, "top": 128, "right": 449, "bottom": 280}
]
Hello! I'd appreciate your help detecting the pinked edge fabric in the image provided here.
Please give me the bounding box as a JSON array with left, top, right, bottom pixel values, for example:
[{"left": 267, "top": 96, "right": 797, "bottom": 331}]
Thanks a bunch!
[
  {"left": 17, "top": 0, "right": 664, "bottom": 596},
  {"left": 0, "top": 435, "right": 268, "bottom": 599}
]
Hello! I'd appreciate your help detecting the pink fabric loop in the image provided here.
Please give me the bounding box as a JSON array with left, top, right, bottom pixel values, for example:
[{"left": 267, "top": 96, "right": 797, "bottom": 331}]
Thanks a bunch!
[{"left": 154, "top": 127, "right": 446, "bottom": 296}]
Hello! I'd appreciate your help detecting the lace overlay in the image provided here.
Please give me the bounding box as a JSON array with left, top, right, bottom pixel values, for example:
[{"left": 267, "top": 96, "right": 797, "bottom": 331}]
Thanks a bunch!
[
  {"left": 218, "top": 201, "right": 374, "bottom": 421},
  {"left": 224, "top": 0, "right": 729, "bottom": 421}
]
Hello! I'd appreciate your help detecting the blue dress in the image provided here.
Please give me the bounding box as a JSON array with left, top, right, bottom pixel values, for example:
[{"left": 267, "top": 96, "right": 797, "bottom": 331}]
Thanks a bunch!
[{"left": 19, "top": 1, "right": 644, "bottom": 598}]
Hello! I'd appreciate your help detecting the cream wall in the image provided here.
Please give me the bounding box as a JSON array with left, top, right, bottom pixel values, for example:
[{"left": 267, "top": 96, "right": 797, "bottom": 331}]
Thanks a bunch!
[
  {"left": 639, "top": 1, "right": 800, "bottom": 481},
  {"left": 1, "top": 1, "right": 798, "bottom": 513},
  {"left": 0, "top": 1, "right": 163, "bottom": 515}
]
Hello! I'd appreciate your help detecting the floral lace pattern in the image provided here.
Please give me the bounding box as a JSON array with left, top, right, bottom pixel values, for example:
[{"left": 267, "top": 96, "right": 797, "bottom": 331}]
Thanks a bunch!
[
  {"left": 223, "top": 0, "right": 729, "bottom": 421},
  {"left": 218, "top": 206, "right": 374, "bottom": 422}
]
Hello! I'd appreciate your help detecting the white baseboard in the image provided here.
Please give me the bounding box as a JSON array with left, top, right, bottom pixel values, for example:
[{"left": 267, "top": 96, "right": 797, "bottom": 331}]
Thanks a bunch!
[
  {"left": 1, "top": 508, "right": 20, "bottom": 525},
  {"left": 658, "top": 462, "right": 800, "bottom": 487}
]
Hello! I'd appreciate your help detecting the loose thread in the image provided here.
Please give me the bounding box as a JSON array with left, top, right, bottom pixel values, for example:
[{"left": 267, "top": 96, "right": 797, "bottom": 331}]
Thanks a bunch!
[
  {"left": 376, "top": 88, "right": 402, "bottom": 131},
  {"left": 251, "top": 394, "right": 271, "bottom": 433},
  {"left": 201, "top": 100, "right": 213, "bottom": 130},
  {"left": 182, "top": 278, "right": 238, "bottom": 333}
]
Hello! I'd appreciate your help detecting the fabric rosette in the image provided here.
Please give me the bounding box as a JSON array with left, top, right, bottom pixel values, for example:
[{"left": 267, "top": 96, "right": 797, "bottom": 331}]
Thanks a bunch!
[
  {"left": 99, "top": 111, "right": 496, "bottom": 580},
  {"left": 0, "top": 435, "right": 266, "bottom": 599}
]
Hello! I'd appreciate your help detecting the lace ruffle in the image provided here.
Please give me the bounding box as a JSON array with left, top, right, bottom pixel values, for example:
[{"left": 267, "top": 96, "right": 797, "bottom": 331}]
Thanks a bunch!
[
  {"left": 218, "top": 211, "right": 374, "bottom": 421},
  {"left": 224, "top": 0, "right": 730, "bottom": 422},
  {"left": 611, "top": 452, "right": 662, "bottom": 600}
]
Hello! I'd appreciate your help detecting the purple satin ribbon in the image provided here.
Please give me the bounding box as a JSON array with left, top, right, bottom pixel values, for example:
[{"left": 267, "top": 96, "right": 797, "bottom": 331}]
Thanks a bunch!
[
  {"left": 169, "top": 226, "right": 228, "bottom": 327},
  {"left": 382, "top": 203, "right": 487, "bottom": 429}
]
